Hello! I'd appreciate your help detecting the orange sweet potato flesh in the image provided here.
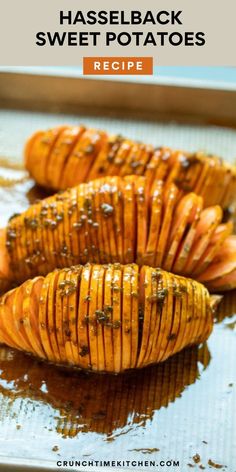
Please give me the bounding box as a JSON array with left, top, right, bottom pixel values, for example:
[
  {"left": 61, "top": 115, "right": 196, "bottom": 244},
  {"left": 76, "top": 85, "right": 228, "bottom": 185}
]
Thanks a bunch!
[
  {"left": 1, "top": 176, "right": 236, "bottom": 292},
  {"left": 0, "top": 263, "right": 213, "bottom": 373},
  {"left": 25, "top": 125, "right": 236, "bottom": 209}
]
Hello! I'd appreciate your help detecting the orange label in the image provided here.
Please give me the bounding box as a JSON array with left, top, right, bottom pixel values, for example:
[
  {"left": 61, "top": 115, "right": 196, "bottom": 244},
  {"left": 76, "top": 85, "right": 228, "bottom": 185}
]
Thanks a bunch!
[{"left": 83, "top": 57, "right": 153, "bottom": 75}]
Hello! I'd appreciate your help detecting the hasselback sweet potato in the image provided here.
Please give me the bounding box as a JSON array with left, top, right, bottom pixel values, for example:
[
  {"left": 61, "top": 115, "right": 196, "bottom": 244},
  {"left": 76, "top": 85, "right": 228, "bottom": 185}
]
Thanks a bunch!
[
  {"left": 0, "top": 263, "right": 214, "bottom": 373},
  {"left": 2, "top": 176, "right": 236, "bottom": 292},
  {"left": 25, "top": 125, "right": 236, "bottom": 208}
]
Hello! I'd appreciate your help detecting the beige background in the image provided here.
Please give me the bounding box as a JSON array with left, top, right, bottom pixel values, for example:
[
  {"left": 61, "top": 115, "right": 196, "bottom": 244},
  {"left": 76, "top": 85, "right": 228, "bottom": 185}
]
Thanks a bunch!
[{"left": 0, "top": 0, "right": 235, "bottom": 65}]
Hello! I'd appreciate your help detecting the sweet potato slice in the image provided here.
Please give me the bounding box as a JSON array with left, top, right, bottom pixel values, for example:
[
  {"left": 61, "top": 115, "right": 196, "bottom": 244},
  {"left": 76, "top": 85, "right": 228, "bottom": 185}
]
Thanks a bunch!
[
  {"left": 88, "top": 134, "right": 121, "bottom": 181},
  {"left": 97, "top": 179, "right": 112, "bottom": 263},
  {"left": 24, "top": 131, "right": 44, "bottom": 169},
  {"left": 54, "top": 269, "right": 67, "bottom": 362},
  {"left": 148, "top": 148, "right": 171, "bottom": 185},
  {"left": 79, "top": 184, "right": 91, "bottom": 264},
  {"left": 103, "top": 138, "right": 132, "bottom": 177},
  {"left": 34, "top": 201, "right": 49, "bottom": 275},
  {"left": 71, "top": 185, "right": 88, "bottom": 264},
  {"left": 106, "top": 180, "right": 118, "bottom": 262},
  {"left": 0, "top": 289, "right": 23, "bottom": 349},
  {"left": 11, "top": 283, "right": 34, "bottom": 352},
  {"left": 111, "top": 264, "right": 122, "bottom": 373},
  {"left": 15, "top": 282, "right": 39, "bottom": 353},
  {"left": 96, "top": 265, "right": 106, "bottom": 371},
  {"left": 146, "top": 269, "right": 165, "bottom": 366},
  {"left": 193, "top": 157, "right": 211, "bottom": 197},
  {"left": 51, "top": 195, "right": 66, "bottom": 268},
  {"left": 108, "top": 177, "right": 121, "bottom": 262},
  {"left": 134, "top": 177, "right": 148, "bottom": 265},
  {"left": 121, "top": 264, "right": 132, "bottom": 371},
  {"left": 189, "top": 280, "right": 202, "bottom": 346},
  {"left": 29, "top": 277, "right": 46, "bottom": 352},
  {"left": 5, "top": 221, "right": 16, "bottom": 276},
  {"left": 87, "top": 264, "right": 100, "bottom": 371},
  {"left": 102, "top": 264, "right": 114, "bottom": 372},
  {"left": 221, "top": 169, "right": 236, "bottom": 208},
  {"left": 194, "top": 221, "right": 233, "bottom": 275},
  {"left": 216, "top": 235, "right": 236, "bottom": 259},
  {"left": 83, "top": 181, "right": 98, "bottom": 263},
  {"left": 44, "top": 198, "right": 59, "bottom": 272},
  {"left": 0, "top": 228, "right": 12, "bottom": 282},
  {"left": 119, "top": 142, "right": 143, "bottom": 177},
  {"left": 46, "top": 270, "right": 61, "bottom": 362},
  {"left": 66, "top": 187, "right": 80, "bottom": 264},
  {"left": 201, "top": 158, "right": 226, "bottom": 207},
  {"left": 144, "top": 180, "right": 163, "bottom": 266},
  {"left": 122, "top": 178, "right": 135, "bottom": 264},
  {"left": 206, "top": 159, "right": 226, "bottom": 208},
  {"left": 143, "top": 149, "right": 161, "bottom": 187},
  {"left": 61, "top": 129, "right": 106, "bottom": 188},
  {"left": 153, "top": 271, "right": 172, "bottom": 363},
  {"left": 28, "top": 202, "right": 47, "bottom": 275},
  {"left": 205, "top": 269, "right": 236, "bottom": 292},
  {"left": 165, "top": 151, "right": 184, "bottom": 187},
  {"left": 77, "top": 264, "right": 92, "bottom": 370},
  {"left": 172, "top": 196, "right": 203, "bottom": 274},
  {"left": 129, "top": 144, "right": 154, "bottom": 177},
  {"left": 67, "top": 266, "right": 82, "bottom": 364},
  {"left": 197, "top": 259, "right": 236, "bottom": 283},
  {"left": 0, "top": 301, "right": 18, "bottom": 349},
  {"left": 46, "top": 126, "right": 84, "bottom": 189},
  {"left": 30, "top": 203, "right": 46, "bottom": 274},
  {"left": 38, "top": 199, "right": 52, "bottom": 275},
  {"left": 61, "top": 269, "right": 76, "bottom": 365},
  {"left": 142, "top": 267, "right": 159, "bottom": 366},
  {"left": 110, "top": 177, "right": 124, "bottom": 263},
  {"left": 200, "top": 288, "right": 213, "bottom": 341},
  {"left": 94, "top": 179, "right": 106, "bottom": 263},
  {"left": 13, "top": 212, "right": 30, "bottom": 281},
  {"left": 163, "top": 193, "right": 198, "bottom": 272},
  {"left": 18, "top": 206, "right": 33, "bottom": 277},
  {"left": 99, "top": 179, "right": 117, "bottom": 263},
  {"left": 39, "top": 273, "right": 55, "bottom": 361},
  {"left": 195, "top": 285, "right": 209, "bottom": 345},
  {"left": 52, "top": 195, "right": 66, "bottom": 269},
  {"left": 29, "top": 127, "right": 65, "bottom": 186},
  {"left": 164, "top": 276, "right": 188, "bottom": 360},
  {"left": 155, "top": 183, "right": 179, "bottom": 267},
  {"left": 176, "top": 153, "right": 203, "bottom": 196},
  {"left": 200, "top": 156, "right": 218, "bottom": 207},
  {"left": 158, "top": 272, "right": 177, "bottom": 363},
  {"left": 184, "top": 206, "right": 223, "bottom": 275},
  {"left": 130, "top": 264, "right": 139, "bottom": 368},
  {"left": 61, "top": 189, "right": 74, "bottom": 268},
  {"left": 22, "top": 277, "right": 46, "bottom": 358},
  {"left": 137, "top": 266, "right": 152, "bottom": 368},
  {"left": 177, "top": 279, "right": 196, "bottom": 355}
]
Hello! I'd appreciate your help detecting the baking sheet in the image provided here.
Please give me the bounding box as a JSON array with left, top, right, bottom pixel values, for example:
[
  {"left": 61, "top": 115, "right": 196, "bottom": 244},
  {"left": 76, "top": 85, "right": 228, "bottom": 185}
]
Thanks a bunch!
[{"left": 0, "top": 109, "right": 235, "bottom": 472}]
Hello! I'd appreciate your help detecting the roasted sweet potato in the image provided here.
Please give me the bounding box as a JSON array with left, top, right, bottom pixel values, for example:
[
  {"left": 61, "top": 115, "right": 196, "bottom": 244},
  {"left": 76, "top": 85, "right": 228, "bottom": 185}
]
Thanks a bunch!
[
  {"left": 2, "top": 176, "right": 235, "bottom": 292},
  {"left": 0, "top": 264, "right": 213, "bottom": 373},
  {"left": 25, "top": 125, "right": 236, "bottom": 209}
]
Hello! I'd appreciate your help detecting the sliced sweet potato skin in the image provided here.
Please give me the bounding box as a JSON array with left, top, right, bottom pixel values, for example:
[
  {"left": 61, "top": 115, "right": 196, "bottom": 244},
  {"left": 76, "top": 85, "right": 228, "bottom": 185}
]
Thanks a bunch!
[
  {"left": 25, "top": 125, "right": 236, "bottom": 210},
  {"left": 103, "top": 264, "right": 115, "bottom": 372},
  {"left": 0, "top": 264, "right": 213, "bottom": 373},
  {"left": 22, "top": 277, "right": 46, "bottom": 358},
  {"left": 3, "top": 173, "right": 236, "bottom": 292},
  {"left": 87, "top": 264, "right": 100, "bottom": 371}
]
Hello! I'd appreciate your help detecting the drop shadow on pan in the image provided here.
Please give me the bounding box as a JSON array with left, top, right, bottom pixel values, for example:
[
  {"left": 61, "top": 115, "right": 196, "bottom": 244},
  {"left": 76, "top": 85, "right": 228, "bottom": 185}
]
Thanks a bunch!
[{"left": 0, "top": 342, "right": 210, "bottom": 439}]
